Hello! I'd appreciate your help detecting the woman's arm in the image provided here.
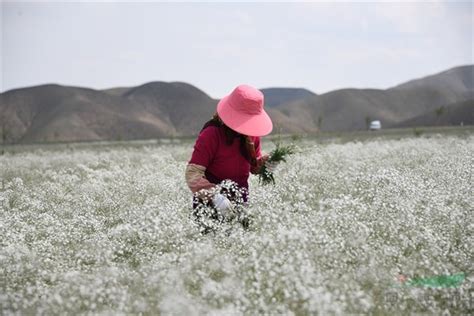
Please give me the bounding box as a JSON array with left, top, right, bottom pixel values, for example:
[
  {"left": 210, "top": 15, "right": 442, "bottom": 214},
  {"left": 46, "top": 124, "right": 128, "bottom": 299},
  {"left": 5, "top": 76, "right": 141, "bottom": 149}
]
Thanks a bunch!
[
  {"left": 250, "top": 137, "right": 269, "bottom": 174},
  {"left": 186, "top": 126, "right": 219, "bottom": 198},
  {"left": 185, "top": 163, "right": 216, "bottom": 198}
]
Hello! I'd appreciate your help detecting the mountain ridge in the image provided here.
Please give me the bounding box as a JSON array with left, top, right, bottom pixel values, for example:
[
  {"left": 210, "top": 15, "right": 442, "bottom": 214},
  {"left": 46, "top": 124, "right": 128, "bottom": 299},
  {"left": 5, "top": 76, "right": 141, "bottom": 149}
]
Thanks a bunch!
[{"left": 1, "top": 65, "right": 472, "bottom": 143}]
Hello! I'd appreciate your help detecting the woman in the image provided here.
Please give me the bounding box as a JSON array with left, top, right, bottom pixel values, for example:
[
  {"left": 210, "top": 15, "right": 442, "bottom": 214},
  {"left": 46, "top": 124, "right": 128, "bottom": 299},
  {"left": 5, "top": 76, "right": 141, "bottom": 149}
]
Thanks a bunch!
[{"left": 185, "top": 84, "right": 273, "bottom": 229}]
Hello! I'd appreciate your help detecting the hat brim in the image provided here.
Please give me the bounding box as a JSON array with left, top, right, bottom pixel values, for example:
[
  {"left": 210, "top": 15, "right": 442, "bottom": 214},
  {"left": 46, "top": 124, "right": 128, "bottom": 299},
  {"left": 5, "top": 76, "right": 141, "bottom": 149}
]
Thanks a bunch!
[{"left": 217, "top": 95, "right": 273, "bottom": 137}]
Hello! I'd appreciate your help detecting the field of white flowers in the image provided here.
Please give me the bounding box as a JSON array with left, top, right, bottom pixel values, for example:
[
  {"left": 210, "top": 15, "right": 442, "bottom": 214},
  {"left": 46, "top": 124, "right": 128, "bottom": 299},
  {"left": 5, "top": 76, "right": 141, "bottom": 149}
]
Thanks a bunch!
[{"left": 1, "top": 134, "right": 473, "bottom": 315}]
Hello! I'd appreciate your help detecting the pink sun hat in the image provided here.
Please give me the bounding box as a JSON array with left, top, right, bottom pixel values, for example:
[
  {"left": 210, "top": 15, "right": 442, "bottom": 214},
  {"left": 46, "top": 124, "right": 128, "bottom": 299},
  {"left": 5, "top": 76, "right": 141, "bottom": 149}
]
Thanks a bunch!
[{"left": 217, "top": 84, "right": 273, "bottom": 137}]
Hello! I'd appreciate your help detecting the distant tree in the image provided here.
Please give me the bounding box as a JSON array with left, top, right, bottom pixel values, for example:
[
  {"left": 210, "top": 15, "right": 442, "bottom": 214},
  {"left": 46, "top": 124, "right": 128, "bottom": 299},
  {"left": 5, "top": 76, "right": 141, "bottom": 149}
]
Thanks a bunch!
[
  {"left": 435, "top": 106, "right": 445, "bottom": 117},
  {"left": 317, "top": 116, "right": 323, "bottom": 130},
  {"left": 365, "top": 116, "right": 371, "bottom": 130},
  {"left": 413, "top": 127, "right": 423, "bottom": 137},
  {"left": 0, "top": 114, "right": 9, "bottom": 155},
  {"left": 0, "top": 113, "right": 10, "bottom": 145},
  {"left": 291, "top": 133, "right": 302, "bottom": 142},
  {"left": 1, "top": 125, "right": 6, "bottom": 144}
]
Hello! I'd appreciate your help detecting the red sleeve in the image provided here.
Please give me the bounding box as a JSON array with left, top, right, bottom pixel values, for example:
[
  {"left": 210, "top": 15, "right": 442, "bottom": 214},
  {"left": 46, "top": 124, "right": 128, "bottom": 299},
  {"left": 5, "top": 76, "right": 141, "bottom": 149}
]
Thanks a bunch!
[
  {"left": 189, "top": 126, "right": 219, "bottom": 167},
  {"left": 253, "top": 136, "right": 262, "bottom": 159},
  {"left": 250, "top": 136, "right": 265, "bottom": 174}
]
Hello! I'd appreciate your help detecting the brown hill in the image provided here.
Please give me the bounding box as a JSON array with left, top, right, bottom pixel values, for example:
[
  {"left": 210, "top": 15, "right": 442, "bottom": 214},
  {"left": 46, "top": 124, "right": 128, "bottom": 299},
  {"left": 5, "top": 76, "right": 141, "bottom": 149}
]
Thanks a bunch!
[
  {"left": 0, "top": 82, "right": 305, "bottom": 143},
  {"left": 102, "top": 87, "right": 132, "bottom": 97},
  {"left": 0, "top": 65, "right": 472, "bottom": 143},
  {"left": 123, "top": 81, "right": 217, "bottom": 136},
  {"left": 275, "top": 65, "right": 473, "bottom": 132},
  {"left": 0, "top": 84, "right": 173, "bottom": 143},
  {"left": 393, "top": 99, "right": 474, "bottom": 128},
  {"left": 393, "top": 65, "right": 473, "bottom": 95}
]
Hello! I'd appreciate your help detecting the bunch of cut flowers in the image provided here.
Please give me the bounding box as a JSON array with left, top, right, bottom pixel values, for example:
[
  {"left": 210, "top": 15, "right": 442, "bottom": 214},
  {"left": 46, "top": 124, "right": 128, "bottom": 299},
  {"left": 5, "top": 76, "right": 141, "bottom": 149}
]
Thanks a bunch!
[{"left": 258, "top": 142, "right": 295, "bottom": 185}]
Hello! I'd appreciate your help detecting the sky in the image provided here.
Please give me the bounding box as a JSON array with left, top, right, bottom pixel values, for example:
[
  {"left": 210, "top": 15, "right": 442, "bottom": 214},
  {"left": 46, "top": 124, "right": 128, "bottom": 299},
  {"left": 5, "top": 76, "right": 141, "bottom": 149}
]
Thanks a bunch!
[{"left": 1, "top": 0, "right": 473, "bottom": 98}]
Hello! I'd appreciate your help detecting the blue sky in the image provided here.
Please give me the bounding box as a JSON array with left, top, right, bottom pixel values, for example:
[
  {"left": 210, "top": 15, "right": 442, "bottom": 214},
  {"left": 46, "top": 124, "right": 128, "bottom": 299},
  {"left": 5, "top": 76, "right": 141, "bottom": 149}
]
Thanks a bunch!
[{"left": 2, "top": 1, "right": 472, "bottom": 98}]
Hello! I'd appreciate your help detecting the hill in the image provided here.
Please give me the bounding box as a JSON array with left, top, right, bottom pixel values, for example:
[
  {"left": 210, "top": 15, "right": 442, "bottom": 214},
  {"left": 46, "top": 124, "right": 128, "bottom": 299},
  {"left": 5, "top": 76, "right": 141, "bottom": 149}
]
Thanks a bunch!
[
  {"left": 0, "top": 65, "right": 472, "bottom": 143},
  {"left": 0, "top": 82, "right": 307, "bottom": 143},
  {"left": 393, "top": 65, "right": 473, "bottom": 95},
  {"left": 274, "top": 65, "right": 473, "bottom": 132},
  {"left": 123, "top": 81, "right": 217, "bottom": 135},
  {"left": 0, "top": 84, "right": 174, "bottom": 143},
  {"left": 393, "top": 99, "right": 474, "bottom": 128}
]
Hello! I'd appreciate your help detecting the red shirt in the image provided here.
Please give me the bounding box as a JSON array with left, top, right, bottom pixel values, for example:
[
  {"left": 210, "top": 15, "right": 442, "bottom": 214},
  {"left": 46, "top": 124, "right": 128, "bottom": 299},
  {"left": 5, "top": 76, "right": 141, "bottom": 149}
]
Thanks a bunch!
[{"left": 189, "top": 126, "right": 261, "bottom": 189}]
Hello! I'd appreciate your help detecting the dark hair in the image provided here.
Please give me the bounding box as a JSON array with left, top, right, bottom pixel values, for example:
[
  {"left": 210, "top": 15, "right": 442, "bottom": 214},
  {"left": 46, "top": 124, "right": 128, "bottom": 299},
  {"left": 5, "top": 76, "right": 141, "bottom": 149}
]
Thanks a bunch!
[{"left": 201, "top": 113, "right": 257, "bottom": 166}]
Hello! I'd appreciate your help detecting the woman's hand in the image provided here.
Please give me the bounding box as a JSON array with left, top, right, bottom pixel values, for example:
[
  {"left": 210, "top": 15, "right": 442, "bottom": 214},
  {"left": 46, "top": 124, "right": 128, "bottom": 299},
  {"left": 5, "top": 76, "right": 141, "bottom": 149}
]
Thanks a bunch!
[
  {"left": 212, "top": 193, "right": 234, "bottom": 216},
  {"left": 262, "top": 154, "right": 279, "bottom": 173},
  {"left": 251, "top": 154, "right": 269, "bottom": 174},
  {"left": 264, "top": 160, "right": 279, "bottom": 173},
  {"left": 261, "top": 154, "right": 270, "bottom": 163}
]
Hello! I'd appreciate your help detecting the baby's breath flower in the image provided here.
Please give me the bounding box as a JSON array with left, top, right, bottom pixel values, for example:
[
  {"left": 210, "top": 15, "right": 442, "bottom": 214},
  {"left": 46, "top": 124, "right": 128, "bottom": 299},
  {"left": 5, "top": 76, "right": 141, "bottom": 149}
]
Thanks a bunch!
[{"left": 0, "top": 135, "right": 472, "bottom": 314}]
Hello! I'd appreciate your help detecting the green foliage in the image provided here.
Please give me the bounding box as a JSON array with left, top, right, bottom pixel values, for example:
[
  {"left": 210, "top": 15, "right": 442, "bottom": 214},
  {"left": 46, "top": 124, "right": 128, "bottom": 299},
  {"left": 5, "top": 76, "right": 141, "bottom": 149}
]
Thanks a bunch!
[
  {"left": 365, "top": 116, "right": 371, "bottom": 130},
  {"left": 413, "top": 128, "right": 423, "bottom": 137},
  {"left": 435, "top": 106, "right": 445, "bottom": 117},
  {"left": 317, "top": 116, "right": 323, "bottom": 129},
  {"left": 290, "top": 133, "right": 302, "bottom": 142},
  {"left": 258, "top": 143, "right": 295, "bottom": 185}
]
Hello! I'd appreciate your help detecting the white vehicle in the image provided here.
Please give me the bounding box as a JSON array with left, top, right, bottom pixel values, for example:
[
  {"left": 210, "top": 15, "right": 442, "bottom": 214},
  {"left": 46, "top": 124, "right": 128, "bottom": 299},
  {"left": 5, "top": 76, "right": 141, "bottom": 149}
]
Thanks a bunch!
[{"left": 369, "top": 120, "right": 381, "bottom": 130}]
